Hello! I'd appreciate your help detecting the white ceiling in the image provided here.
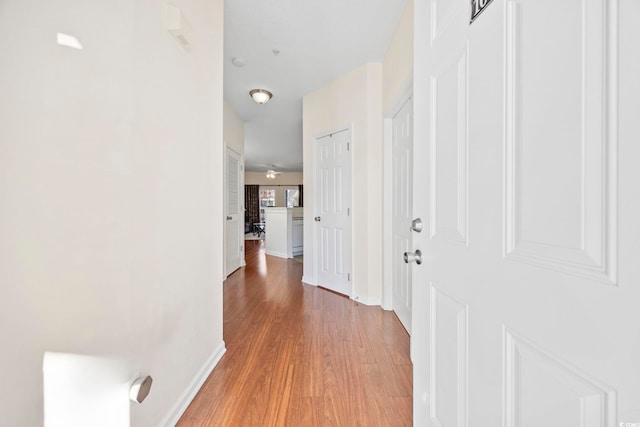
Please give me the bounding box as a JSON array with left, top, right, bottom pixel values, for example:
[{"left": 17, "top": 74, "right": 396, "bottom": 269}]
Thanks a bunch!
[{"left": 224, "top": 0, "right": 408, "bottom": 172}]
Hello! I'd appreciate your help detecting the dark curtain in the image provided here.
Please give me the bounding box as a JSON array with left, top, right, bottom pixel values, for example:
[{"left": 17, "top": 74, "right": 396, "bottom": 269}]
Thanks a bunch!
[
  {"left": 298, "top": 184, "right": 303, "bottom": 207},
  {"left": 245, "top": 185, "right": 260, "bottom": 225}
]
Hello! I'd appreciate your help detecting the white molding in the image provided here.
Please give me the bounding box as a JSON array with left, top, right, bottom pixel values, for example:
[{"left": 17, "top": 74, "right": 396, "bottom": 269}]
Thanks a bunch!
[
  {"left": 265, "top": 250, "right": 290, "bottom": 259},
  {"left": 430, "top": 284, "right": 468, "bottom": 426},
  {"left": 503, "top": 0, "right": 617, "bottom": 285},
  {"left": 382, "top": 117, "right": 394, "bottom": 311},
  {"left": 352, "top": 295, "right": 382, "bottom": 307},
  {"left": 224, "top": 147, "right": 244, "bottom": 277},
  {"left": 503, "top": 327, "right": 615, "bottom": 427},
  {"left": 301, "top": 276, "right": 317, "bottom": 286},
  {"left": 385, "top": 81, "right": 414, "bottom": 118},
  {"left": 313, "top": 124, "right": 351, "bottom": 141},
  {"left": 159, "top": 342, "right": 226, "bottom": 427},
  {"left": 429, "top": 45, "right": 469, "bottom": 246}
]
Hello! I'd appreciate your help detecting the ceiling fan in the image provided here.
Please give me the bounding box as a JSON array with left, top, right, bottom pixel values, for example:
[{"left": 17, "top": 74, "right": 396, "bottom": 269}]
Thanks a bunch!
[{"left": 265, "top": 165, "right": 281, "bottom": 179}]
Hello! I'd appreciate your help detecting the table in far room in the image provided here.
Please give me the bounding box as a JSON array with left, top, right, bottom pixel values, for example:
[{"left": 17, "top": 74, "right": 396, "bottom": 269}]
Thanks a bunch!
[{"left": 252, "top": 222, "right": 265, "bottom": 237}]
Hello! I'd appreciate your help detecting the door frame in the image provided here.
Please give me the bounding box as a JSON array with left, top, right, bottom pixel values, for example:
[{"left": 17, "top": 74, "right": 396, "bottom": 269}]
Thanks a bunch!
[
  {"left": 383, "top": 85, "right": 414, "bottom": 312},
  {"left": 312, "top": 125, "right": 353, "bottom": 298},
  {"left": 224, "top": 145, "right": 244, "bottom": 277}
]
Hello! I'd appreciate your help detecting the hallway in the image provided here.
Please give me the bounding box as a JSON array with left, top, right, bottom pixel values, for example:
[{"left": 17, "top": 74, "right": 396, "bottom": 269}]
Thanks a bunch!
[{"left": 178, "top": 240, "right": 412, "bottom": 426}]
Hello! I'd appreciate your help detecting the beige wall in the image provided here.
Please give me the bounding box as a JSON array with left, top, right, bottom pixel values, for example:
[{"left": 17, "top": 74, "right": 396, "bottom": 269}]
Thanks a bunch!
[
  {"left": 224, "top": 101, "right": 244, "bottom": 155},
  {"left": 0, "top": 1, "right": 225, "bottom": 426},
  {"left": 383, "top": 0, "right": 414, "bottom": 113},
  {"left": 303, "top": 62, "right": 384, "bottom": 305},
  {"left": 245, "top": 172, "right": 303, "bottom": 208},
  {"left": 302, "top": 1, "right": 412, "bottom": 306},
  {"left": 245, "top": 171, "right": 303, "bottom": 186}
]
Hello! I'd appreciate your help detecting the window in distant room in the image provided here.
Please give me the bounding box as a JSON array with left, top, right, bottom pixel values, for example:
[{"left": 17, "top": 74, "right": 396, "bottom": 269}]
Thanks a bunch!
[
  {"left": 285, "top": 189, "right": 300, "bottom": 208},
  {"left": 259, "top": 188, "right": 275, "bottom": 207}
]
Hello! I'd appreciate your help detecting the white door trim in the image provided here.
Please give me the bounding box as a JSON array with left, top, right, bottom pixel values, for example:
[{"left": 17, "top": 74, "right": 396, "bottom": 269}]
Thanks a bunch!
[
  {"left": 382, "top": 118, "right": 393, "bottom": 310},
  {"left": 240, "top": 156, "right": 245, "bottom": 268},
  {"left": 224, "top": 146, "right": 244, "bottom": 277}
]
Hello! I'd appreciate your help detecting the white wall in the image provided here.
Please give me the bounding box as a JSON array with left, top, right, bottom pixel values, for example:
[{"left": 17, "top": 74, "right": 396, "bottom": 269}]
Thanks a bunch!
[
  {"left": 224, "top": 101, "right": 244, "bottom": 156},
  {"left": 383, "top": 0, "right": 414, "bottom": 113},
  {"left": 0, "top": 1, "right": 225, "bottom": 426},
  {"left": 302, "top": 63, "right": 384, "bottom": 305}
]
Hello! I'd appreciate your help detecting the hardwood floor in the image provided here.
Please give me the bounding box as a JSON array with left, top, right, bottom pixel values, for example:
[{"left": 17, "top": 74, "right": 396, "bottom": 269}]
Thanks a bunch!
[{"left": 177, "top": 240, "right": 412, "bottom": 426}]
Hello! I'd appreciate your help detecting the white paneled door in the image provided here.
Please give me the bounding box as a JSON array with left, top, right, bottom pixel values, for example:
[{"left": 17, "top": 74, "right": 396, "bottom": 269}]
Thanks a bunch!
[
  {"left": 314, "top": 129, "right": 352, "bottom": 296},
  {"left": 412, "top": 0, "right": 639, "bottom": 425},
  {"left": 225, "top": 148, "right": 243, "bottom": 277},
  {"left": 392, "top": 98, "right": 414, "bottom": 334}
]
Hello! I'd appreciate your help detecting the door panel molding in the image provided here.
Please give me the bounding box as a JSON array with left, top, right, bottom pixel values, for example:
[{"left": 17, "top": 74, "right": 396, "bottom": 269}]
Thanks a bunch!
[
  {"left": 503, "top": 328, "right": 616, "bottom": 427},
  {"left": 430, "top": 45, "right": 469, "bottom": 245},
  {"left": 430, "top": 284, "right": 468, "bottom": 427},
  {"left": 503, "top": 0, "right": 617, "bottom": 285}
]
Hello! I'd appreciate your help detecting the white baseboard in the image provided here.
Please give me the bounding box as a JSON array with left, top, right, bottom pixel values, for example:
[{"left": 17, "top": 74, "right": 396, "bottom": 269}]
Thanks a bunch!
[
  {"left": 265, "top": 250, "right": 289, "bottom": 259},
  {"left": 301, "top": 276, "right": 316, "bottom": 286},
  {"left": 159, "top": 341, "right": 226, "bottom": 427},
  {"left": 301, "top": 278, "right": 380, "bottom": 307},
  {"left": 352, "top": 295, "right": 381, "bottom": 306}
]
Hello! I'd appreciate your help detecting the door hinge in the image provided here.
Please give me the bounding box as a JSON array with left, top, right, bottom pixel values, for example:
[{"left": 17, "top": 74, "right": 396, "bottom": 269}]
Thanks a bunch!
[
  {"left": 348, "top": 273, "right": 350, "bottom": 281},
  {"left": 347, "top": 142, "right": 350, "bottom": 151},
  {"left": 347, "top": 208, "right": 350, "bottom": 216},
  {"left": 240, "top": 244, "right": 243, "bottom": 251}
]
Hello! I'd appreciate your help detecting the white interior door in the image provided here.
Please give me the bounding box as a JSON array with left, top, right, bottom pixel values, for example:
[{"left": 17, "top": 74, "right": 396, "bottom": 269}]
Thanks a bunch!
[
  {"left": 314, "top": 129, "right": 351, "bottom": 296},
  {"left": 392, "top": 98, "right": 413, "bottom": 334},
  {"left": 412, "top": 0, "right": 640, "bottom": 425},
  {"left": 225, "top": 147, "right": 242, "bottom": 277}
]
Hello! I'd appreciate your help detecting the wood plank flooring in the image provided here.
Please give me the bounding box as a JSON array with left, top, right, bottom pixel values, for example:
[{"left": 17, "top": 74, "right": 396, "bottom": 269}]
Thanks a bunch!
[{"left": 177, "top": 240, "right": 412, "bottom": 426}]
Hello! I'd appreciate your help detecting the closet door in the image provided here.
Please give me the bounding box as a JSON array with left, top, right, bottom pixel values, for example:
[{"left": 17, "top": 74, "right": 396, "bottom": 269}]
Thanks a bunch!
[{"left": 225, "top": 148, "right": 243, "bottom": 276}]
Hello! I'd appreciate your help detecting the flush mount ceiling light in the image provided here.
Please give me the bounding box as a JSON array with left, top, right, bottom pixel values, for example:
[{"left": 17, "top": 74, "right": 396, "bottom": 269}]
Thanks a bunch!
[{"left": 250, "top": 89, "right": 273, "bottom": 104}]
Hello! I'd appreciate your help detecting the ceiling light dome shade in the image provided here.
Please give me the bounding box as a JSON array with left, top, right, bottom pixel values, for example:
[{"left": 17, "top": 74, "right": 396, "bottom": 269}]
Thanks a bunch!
[{"left": 250, "top": 89, "right": 273, "bottom": 104}]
